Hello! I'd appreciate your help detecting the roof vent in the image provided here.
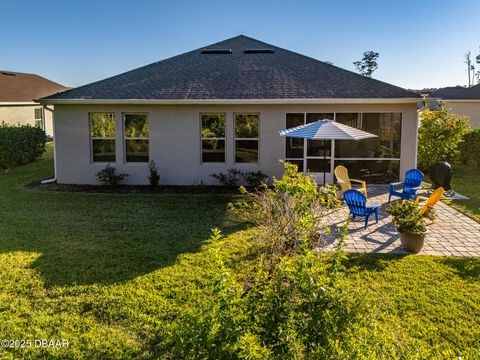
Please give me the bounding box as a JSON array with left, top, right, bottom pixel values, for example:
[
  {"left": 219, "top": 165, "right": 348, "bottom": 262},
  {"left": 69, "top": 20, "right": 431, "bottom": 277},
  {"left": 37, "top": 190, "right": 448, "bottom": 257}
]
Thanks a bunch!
[
  {"left": 243, "top": 49, "right": 275, "bottom": 54},
  {"left": 201, "top": 49, "right": 232, "bottom": 54},
  {"left": 1, "top": 72, "right": 16, "bottom": 76}
]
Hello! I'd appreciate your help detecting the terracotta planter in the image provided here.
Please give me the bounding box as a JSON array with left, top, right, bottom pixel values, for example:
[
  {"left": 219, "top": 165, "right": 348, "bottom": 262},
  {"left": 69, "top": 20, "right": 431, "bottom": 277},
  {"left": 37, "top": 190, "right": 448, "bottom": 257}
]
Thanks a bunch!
[{"left": 399, "top": 232, "right": 426, "bottom": 253}]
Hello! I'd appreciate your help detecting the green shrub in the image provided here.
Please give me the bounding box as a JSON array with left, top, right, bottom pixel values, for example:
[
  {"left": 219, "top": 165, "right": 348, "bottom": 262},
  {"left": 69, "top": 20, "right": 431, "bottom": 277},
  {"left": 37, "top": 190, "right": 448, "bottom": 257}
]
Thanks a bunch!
[
  {"left": 95, "top": 164, "right": 128, "bottom": 186},
  {"left": 417, "top": 108, "right": 471, "bottom": 170},
  {"left": 244, "top": 170, "right": 269, "bottom": 188},
  {"left": 0, "top": 123, "right": 47, "bottom": 169},
  {"left": 458, "top": 129, "right": 480, "bottom": 169},
  {"left": 386, "top": 200, "right": 435, "bottom": 235},
  {"left": 163, "top": 228, "right": 361, "bottom": 359},
  {"left": 148, "top": 160, "right": 160, "bottom": 187},
  {"left": 229, "top": 161, "right": 340, "bottom": 258},
  {"left": 210, "top": 168, "right": 242, "bottom": 187}
]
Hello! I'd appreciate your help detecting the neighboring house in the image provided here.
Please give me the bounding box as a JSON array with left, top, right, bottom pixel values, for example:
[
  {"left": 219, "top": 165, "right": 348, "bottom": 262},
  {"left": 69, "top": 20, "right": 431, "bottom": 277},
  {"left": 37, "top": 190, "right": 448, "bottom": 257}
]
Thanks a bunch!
[
  {"left": 0, "top": 70, "right": 67, "bottom": 136},
  {"left": 429, "top": 85, "right": 480, "bottom": 128},
  {"left": 40, "top": 35, "right": 421, "bottom": 185}
]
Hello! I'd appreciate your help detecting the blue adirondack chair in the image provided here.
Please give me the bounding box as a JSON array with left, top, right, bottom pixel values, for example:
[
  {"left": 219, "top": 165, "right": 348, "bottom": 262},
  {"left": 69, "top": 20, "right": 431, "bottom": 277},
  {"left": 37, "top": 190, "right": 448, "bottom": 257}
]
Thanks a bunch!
[
  {"left": 343, "top": 189, "right": 379, "bottom": 229},
  {"left": 388, "top": 169, "right": 424, "bottom": 203}
]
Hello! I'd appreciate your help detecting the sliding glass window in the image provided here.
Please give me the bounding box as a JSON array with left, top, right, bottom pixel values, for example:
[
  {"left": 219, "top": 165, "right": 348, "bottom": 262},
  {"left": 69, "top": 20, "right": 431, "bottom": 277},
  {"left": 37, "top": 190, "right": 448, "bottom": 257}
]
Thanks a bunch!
[
  {"left": 201, "top": 113, "right": 226, "bottom": 163},
  {"left": 124, "top": 113, "right": 149, "bottom": 162},
  {"left": 90, "top": 113, "right": 116, "bottom": 162}
]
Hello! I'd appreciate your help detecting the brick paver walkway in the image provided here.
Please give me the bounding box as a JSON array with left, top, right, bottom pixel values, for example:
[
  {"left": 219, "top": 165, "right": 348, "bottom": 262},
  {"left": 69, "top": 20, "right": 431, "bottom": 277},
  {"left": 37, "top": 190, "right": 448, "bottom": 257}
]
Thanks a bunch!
[{"left": 321, "top": 186, "right": 480, "bottom": 256}]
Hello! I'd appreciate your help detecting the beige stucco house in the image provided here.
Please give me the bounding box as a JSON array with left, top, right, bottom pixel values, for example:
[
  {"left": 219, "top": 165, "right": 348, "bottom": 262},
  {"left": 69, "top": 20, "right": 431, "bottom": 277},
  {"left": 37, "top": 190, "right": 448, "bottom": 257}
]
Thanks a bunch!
[
  {"left": 0, "top": 70, "right": 67, "bottom": 136},
  {"left": 429, "top": 85, "right": 480, "bottom": 128},
  {"left": 40, "top": 35, "right": 421, "bottom": 186}
]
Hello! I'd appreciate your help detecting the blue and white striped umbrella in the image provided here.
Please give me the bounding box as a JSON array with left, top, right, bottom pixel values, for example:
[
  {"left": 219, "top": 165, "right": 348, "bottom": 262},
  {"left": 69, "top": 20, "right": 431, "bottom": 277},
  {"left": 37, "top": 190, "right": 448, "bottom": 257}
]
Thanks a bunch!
[{"left": 279, "top": 119, "right": 378, "bottom": 140}]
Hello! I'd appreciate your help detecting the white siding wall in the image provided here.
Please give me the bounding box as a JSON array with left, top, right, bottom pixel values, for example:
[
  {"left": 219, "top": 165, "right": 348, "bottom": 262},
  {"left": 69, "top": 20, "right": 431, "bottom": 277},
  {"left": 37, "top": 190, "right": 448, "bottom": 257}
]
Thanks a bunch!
[{"left": 53, "top": 103, "right": 418, "bottom": 185}]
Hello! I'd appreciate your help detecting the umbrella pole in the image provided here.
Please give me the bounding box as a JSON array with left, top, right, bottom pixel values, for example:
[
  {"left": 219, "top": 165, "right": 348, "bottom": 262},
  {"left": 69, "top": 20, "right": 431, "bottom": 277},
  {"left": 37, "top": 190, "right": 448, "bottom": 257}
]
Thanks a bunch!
[{"left": 323, "top": 140, "right": 326, "bottom": 186}]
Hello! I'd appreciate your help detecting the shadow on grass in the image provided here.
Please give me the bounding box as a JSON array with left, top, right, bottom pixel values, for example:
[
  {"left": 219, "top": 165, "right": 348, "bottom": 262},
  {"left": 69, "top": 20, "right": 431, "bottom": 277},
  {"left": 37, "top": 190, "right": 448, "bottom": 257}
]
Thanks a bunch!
[
  {"left": 0, "top": 189, "right": 244, "bottom": 287},
  {"left": 439, "top": 257, "right": 480, "bottom": 279},
  {"left": 342, "top": 253, "right": 409, "bottom": 272}
]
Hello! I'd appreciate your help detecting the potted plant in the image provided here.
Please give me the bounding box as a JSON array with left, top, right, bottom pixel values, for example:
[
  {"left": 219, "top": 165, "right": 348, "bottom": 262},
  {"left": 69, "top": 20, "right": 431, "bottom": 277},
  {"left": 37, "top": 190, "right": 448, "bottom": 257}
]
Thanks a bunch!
[{"left": 386, "top": 200, "right": 435, "bottom": 253}]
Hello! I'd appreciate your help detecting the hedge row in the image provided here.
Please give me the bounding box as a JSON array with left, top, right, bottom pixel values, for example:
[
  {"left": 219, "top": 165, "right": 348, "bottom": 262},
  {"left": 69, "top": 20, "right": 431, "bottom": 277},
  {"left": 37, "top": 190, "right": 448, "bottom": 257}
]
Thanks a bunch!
[
  {"left": 0, "top": 124, "right": 47, "bottom": 169},
  {"left": 458, "top": 129, "right": 480, "bottom": 169}
]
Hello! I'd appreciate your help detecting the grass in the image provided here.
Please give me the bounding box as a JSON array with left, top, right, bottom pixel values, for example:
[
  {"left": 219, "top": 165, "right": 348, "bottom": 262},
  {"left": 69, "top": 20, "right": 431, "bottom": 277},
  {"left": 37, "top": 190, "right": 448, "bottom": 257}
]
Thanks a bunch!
[
  {"left": 445, "top": 163, "right": 480, "bottom": 222},
  {"left": 0, "top": 148, "right": 479, "bottom": 358}
]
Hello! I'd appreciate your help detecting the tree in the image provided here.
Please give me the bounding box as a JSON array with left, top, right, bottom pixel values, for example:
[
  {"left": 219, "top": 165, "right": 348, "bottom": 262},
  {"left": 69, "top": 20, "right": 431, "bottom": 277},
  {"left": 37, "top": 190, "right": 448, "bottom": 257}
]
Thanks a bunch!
[
  {"left": 353, "top": 51, "right": 379, "bottom": 77},
  {"left": 417, "top": 108, "right": 471, "bottom": 170},
  {"left": 476, "top": 48, "right": 480, "bottom": 84},
  {"left": 464, "top": 51, "right": 475, "bottom": 87}
]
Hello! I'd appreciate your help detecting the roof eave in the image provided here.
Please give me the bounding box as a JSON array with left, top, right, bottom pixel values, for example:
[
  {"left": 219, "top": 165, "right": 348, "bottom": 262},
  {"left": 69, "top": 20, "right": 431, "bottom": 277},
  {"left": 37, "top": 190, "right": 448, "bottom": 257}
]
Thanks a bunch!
[
  {"left": 0, "top": 101, "right": 39, "bottom": 106},
  {"left": 38, "top": 98, "right": 422, "bottom": 105},
  {"left": 437, "top": 99, "right": 480, "bottom": 102}
]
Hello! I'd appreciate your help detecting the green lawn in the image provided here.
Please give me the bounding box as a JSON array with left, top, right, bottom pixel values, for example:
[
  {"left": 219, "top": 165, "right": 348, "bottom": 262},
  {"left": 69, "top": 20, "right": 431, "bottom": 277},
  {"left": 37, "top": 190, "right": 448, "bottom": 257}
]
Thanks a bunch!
[
  {"left": 0, "top": 149, "right": 479, "bottom": 358},
  {"left": 446, "top": 163, "right": 480, "bottom": 222}
]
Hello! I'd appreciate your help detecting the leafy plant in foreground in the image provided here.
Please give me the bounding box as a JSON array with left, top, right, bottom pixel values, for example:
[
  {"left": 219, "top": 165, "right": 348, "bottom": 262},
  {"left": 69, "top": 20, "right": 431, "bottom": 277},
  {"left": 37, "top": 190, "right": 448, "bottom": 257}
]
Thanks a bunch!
[
  {"left": 228, "top": 161, "right": 340, "bottom": 258},
  {"left": 163, "top": 226, "right": 361, "bottom": 359}
]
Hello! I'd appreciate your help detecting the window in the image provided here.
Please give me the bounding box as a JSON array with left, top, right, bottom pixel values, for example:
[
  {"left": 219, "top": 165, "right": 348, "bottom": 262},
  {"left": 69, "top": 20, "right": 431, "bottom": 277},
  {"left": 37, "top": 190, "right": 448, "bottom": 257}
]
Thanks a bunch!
[
  {"left": 124, "top": 113, "right": 149, "bottom": 162},
  {"left": 34, "top": 107, "right": 43, "bottom": 128},
  {"left": 90, "top": 113, "right": 116, "bottom": 162},
  {"left": 234, "top": 114, "right": 259, "bottom": 163},
  {"left": 201, "top": 113, "right": 226, "bottom": 163}
]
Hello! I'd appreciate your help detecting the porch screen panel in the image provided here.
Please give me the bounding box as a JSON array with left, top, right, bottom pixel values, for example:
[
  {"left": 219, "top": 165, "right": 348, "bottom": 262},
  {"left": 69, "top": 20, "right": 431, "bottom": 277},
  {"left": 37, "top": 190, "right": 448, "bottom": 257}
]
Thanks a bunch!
[
  {"left": 90, "top": 113, "right": 116, "bottom": 162},
  {"left": 334, "top": 113, "right": 402, "bottom": 182},
  {"left": 285, "top": 113, "right": 304, "bottom": 171}
]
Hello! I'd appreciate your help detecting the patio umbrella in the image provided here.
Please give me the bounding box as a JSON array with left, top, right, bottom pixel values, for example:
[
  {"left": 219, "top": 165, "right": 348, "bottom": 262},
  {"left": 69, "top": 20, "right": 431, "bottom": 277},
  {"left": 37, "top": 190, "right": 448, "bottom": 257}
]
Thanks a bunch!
[{"left": 279, "top": 119, "right": 378, "bottom": 185}]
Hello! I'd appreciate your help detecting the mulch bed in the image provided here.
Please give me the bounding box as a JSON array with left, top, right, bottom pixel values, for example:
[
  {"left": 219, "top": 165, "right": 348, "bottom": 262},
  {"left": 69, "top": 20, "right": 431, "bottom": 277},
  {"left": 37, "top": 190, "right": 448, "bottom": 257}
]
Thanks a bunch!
[{"left": 28, "top": 182, "right": 247, "bottom": 194}]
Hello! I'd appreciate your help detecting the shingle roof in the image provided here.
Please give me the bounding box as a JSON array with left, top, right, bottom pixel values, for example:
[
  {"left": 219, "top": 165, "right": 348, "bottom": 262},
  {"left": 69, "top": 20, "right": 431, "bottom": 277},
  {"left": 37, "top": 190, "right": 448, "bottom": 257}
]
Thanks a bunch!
[
  {"left": 42, "top": 35, "right": 419, "bottom": 101},
  {"left": 0, "top": 71, "right": 67, "bottom": 102},
  {"left": 430, "top": 84, "right": 480, "bottom": 100}
]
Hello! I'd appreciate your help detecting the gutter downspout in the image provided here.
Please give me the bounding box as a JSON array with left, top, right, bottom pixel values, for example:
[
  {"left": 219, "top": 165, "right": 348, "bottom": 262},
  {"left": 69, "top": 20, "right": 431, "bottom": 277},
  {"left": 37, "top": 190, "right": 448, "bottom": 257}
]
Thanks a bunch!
[{"left": 41, "top": 105, "right": 57, "bottom": 184}]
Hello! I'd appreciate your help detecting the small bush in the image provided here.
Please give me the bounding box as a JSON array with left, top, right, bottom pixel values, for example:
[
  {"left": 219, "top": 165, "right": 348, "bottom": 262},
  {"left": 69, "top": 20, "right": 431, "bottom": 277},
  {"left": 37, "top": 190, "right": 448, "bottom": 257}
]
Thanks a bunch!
[
  {"left": 210, "top": 168, "right": 242, "bottom": 187},
  {"left": 148, "top": 160, "right": 160, "bottom": 187},
  {"left": 458, "top": 129, "right": 480, "bottom": 169},
  {"left": 229, "top": 161, "right": 340, "bottom": 258},
  {"left": 95, "top": 164, "right": 128, "bottom": 186},
  {"left": 244, "top": 170, "right": 269, "bottom": 188},
  {"left": 0, "top": 123, "right": 47, "bottom": 169},
  {"left": 386, "top": 200, "right": 435, "bottom": 235},
  {"left": 417, "top": 108, "right": 471, "bottom": 170}
]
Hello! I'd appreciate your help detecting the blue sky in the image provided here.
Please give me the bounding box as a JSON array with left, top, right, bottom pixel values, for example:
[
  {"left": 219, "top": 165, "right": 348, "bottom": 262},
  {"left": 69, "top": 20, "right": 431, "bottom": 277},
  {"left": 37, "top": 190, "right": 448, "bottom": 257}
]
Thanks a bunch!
[{"left": 1, "top": 0, "right": 479, "bottom": 89}]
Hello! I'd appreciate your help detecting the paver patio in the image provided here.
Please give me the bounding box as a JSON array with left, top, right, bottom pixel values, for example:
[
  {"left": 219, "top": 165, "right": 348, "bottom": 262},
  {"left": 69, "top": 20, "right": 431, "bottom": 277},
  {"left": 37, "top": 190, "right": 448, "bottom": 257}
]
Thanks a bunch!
[{"left": 321, "top": 185, "right": 480, "bottom": 256}]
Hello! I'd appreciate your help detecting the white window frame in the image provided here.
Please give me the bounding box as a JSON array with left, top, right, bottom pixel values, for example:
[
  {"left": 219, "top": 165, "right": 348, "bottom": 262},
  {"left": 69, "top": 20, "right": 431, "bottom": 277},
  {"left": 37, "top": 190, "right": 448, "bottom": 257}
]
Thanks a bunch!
[{"left": 233, "top": 113, "right": 260, "bottom": 165}]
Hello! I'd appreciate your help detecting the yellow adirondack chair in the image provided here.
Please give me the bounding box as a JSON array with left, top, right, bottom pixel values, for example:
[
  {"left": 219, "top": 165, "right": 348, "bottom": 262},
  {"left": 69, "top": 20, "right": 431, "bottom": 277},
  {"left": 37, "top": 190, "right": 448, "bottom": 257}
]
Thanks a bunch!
[
  {"left": 334, "top": 165, "right": 367, "bottom": 198},
  {"left": 415, "top": 187, "right": 445, "bottom": 220}
]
